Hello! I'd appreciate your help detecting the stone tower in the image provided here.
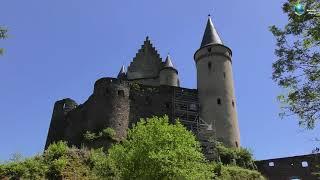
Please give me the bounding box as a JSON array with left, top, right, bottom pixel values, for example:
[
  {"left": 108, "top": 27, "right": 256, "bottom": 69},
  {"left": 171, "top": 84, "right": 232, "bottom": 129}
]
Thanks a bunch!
[
  {"left": 160, "top": 55, "right": 179, "bottom": 86},
  {"left": 194, "top": 16, "right": 240, "bottom": 148}
]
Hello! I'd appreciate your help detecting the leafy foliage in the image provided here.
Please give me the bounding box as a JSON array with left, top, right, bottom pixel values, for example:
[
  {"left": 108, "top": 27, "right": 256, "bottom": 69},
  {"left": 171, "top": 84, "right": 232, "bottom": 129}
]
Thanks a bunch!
[
  {"left": 213, "top": 163, "right": 265, "bottom": 180},
  {"left": 270, "top": 0, "right": 320, "bottom": 129},
  {"left": 107, "top": 116, "right": 213, "bottom": 179},
  {"left": 216, "top": 142, "right": 257, "bottom": 169},
  {"left": 102, "top": 127, "right": 116, "bottom": 139},
  {"left": 0, "top": 26, "right": 7, "bottom": 55},
  {"left": 0, "top": 116, "right": 264, "bottom": 179},
  {"left": 84, "top": 131, "right": 98, "bottom": 142}
]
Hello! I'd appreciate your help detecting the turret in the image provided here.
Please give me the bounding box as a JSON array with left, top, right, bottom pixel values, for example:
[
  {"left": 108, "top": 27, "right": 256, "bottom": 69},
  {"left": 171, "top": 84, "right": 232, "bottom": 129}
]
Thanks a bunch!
[
  {"left": 160, "top": 55, "right": 179, "bottom": 87},
  {"left": 194, "top": 16, "right": 240, "bottom": 148},
  {"left": 45, "top": 98, "right": 78, "bottom": 149},
  {"left": 117, "top": 65, "right": 127, "bottom": 80}
]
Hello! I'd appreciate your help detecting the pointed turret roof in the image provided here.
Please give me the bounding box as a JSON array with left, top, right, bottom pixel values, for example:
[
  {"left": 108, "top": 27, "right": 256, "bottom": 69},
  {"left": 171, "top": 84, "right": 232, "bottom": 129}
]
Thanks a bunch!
[
  {"left": 200, "top": 15, "right": 223, "bottom": 47},
  {"left": 117, "top": 65, "right": 127, "bottom": 79},
  {"left": 163, "top": 54, "right": 174, "bottom": 68},
  {"left": 161, "top": 54, "right": 178, "bottom": 74}
]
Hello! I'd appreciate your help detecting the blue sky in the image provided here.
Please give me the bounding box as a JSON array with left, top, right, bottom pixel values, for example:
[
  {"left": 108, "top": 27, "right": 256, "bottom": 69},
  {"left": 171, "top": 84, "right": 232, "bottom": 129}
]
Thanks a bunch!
[{"left": 0, "top": 0, "right": 319, "bottom": 161}]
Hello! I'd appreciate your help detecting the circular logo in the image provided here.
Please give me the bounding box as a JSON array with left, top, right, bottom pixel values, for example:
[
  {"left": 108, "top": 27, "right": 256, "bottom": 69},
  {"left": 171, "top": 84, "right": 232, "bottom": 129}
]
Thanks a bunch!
[{"left": 294, "top": 3, "right": 305, "bottom": 16}]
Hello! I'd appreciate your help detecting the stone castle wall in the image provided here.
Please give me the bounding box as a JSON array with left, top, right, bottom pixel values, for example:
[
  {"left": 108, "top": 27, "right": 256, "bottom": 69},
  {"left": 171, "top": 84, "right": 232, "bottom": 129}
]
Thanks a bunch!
[
  {"left": 46, "top": 78, "right": 131, "bottom": 148},
  {"left": 45, "top": 79, "right": 196, "bottom": 150}
]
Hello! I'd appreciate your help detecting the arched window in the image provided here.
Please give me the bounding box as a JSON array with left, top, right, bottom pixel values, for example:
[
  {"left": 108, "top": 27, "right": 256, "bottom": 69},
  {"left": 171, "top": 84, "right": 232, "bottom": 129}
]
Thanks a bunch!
[
  {"left": 208, "top": 62, "right": 212, "bottom": 70},
  {"left": 208, "top": 47, "right": 212, "bottom": 52}
]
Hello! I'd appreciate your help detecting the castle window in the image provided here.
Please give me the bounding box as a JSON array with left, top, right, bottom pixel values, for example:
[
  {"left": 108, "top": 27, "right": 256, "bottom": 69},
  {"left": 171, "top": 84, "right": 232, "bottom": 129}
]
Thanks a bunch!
[
  {"left": 146, "top": 96, "right": 152, "bottom": 105},
  {"left": 232, "top": 100, "right": 235, "bottom": 107},
  {"left": 118, "top": 90, "right": 125, "bottom": 97},
  {"left": 268, "top": 162, "right": 275, "bottom": 167},
  {"left": 301, "top": 161, "right": 308, "bottom": 167},
  {"left": 217, "top": 98, "right": 221, "bottom": 105},
  {"left": 165, "top": 102, "right": 170, "bottom": 109},
  {"left": 208, "top": 62, "right": 212, "bottom": 70},
  {"left": 189, "top": 104, "right": 197, "bottom": 111},
  {"left": 208, "top": 47, "right": 211, "bottom": 52},
  {"left": 106, "top": 89, "right": 109, "bottom": 94},
  {"left": 235, "top": 141, "right": 239, "bottom": 148},
  {"left": 129, "top": 95, "right": 135, "bottom": 102},
  {"left": 290, "top": 177, "right": 301, "bottom": 180},
  {"left": 223, "top": 72, "right": 226, "bottom": 78}
]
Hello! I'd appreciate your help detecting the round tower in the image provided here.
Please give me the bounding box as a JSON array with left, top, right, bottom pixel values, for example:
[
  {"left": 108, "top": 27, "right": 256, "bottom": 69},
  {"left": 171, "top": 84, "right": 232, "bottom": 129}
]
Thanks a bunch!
[
  {"left": 89, "top": 78, "right": 130, "bottom": 142},
  {"left": 160, "top": 55, "right": 179, "bottom": 87},
  {"left": 194, "top": 16, "right": 240, "bottom": 148}
]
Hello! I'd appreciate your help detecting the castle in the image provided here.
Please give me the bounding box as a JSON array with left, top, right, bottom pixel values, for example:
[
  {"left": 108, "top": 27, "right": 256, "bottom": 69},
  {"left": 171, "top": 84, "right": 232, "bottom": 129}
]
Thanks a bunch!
[
  {"left": 45, "top": 16, "right": 240, "bottom": 158},
  {"left": 44, "top": 16, "right": 320, "bottom": 179}
]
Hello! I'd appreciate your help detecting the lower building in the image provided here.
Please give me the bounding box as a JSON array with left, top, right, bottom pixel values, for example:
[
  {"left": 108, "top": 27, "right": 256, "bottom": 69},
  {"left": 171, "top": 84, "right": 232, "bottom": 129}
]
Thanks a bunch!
[{"left": 256, "top": 153, "right": 320, "bottom": 180}]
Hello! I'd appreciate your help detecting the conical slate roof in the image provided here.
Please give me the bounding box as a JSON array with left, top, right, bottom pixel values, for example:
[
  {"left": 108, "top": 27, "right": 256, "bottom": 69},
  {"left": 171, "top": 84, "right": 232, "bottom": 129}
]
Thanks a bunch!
[
  {"left": 117, "top": 65, "right": 127, "bottom": 79},
  {"left": 200, "top": 15, "right": 223, "bottom": 47},
  {"left": 163, "top": 54, "right": 174, "bottom": 68}
]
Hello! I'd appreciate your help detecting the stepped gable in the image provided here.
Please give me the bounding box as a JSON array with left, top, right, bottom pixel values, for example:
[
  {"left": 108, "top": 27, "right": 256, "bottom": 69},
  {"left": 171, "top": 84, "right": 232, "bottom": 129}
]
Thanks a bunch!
[{"left": 127, "top": 36, "right": 163, "bottom": 80}]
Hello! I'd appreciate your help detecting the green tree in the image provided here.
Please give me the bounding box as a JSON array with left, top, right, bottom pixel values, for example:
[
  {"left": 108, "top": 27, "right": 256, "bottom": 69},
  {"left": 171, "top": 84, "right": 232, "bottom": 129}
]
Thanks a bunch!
[
  {"left": 0, "top": 26, "right": 7, "bottom": 55},
  {"left": 0, "top": 118, "right": 264, "bottom": 179},
  {"left": 107, "top": 116, "right": 213, "bottom": 179},
  {"left": 270, "top": 0, "right": 320, "bottom": 129}
]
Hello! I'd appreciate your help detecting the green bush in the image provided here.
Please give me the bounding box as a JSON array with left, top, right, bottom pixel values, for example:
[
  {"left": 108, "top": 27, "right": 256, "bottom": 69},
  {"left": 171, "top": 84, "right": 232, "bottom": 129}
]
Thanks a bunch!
[
  {"left": 84, "top": 131, "right": 98, "bottom": 142},
  {"left": 88, "top": 148, "right": 120, "bottom": 179},
  {"left": 107, "top": 116, "right": 213, "bottom": 179},
  {"left": 0, "top": 116, "right": 265, "bottom": 180},
  {"left": 216, "top": 142, "right": 257, "bottom": 169},
  {"left": 213, "top": 163, "right": 265, "bottom": 180},
  {"left": 102, "top": 127, "right": 116, "bottom": 139}
]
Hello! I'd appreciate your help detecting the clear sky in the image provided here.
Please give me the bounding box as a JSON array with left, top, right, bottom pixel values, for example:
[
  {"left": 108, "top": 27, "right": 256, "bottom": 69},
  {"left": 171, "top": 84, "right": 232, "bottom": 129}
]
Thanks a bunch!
[{"left": 0, "top": 0, "right": 319, "bottom": 161}]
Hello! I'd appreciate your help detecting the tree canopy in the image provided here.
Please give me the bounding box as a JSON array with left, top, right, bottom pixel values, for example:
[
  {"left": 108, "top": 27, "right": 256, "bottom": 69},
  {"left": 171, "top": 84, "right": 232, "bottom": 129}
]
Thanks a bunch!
[
  {"left": 107, "top": 116, "right": 213, "bottom": 179},
  {"left": 0, "top": 26, "right": 7, "bottom": 55},
  {"left": 0, "top": 116, "right": 264, "bottom": 179},
  {"left": 270, "top": 0, "right": 320, "bottom": 129}
]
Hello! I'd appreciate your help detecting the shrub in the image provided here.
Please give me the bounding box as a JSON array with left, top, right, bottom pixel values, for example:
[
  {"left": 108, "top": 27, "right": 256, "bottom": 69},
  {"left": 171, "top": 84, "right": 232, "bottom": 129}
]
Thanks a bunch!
[
  {"left": 213, "top": 164, "right": 265, "bottom": 180},
  {"left": 84, "top": 131, "right": 98, "bottom": 142},
  {"left": 216, "top": 142, "right": 257, "bottom": 169},
  {"left": 108, "top": 116, "right": 213, "bottom": 179},
  {"left": 102, "top": 127, "right": 116, "bottom": 139}
]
